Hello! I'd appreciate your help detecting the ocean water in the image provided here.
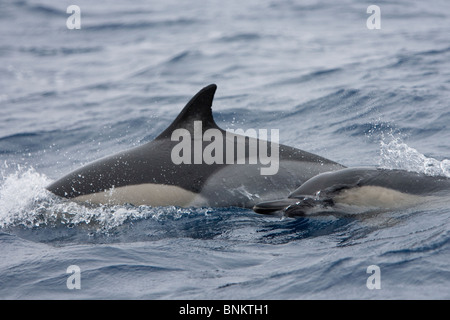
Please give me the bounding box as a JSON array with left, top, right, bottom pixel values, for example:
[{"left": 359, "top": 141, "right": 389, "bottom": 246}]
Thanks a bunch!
[{"left": 1, "top": 0, "right": 450, "bottom": 300}]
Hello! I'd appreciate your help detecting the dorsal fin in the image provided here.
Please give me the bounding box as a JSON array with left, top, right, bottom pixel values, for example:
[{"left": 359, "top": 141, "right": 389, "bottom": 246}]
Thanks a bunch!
[{"left": 156, "top": 84, "right": 221, "bottom": 139}]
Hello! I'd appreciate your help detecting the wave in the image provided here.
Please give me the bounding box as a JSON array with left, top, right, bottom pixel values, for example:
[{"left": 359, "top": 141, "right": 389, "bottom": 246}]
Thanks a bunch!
[
  {"left": 269, "top": 68, "right": 342, "bottom": 87},
  {"left": 215, "top": 32, "right": 262, "bottom": 43},
  {"left": 84, "top": 18, "right": 198, "bottom": 32},
  {"left": 19, "top": 46, "right": 103, "bottom": 57},
  {"left": 16, "top": 2, "right": 66, "bottom": 17}
]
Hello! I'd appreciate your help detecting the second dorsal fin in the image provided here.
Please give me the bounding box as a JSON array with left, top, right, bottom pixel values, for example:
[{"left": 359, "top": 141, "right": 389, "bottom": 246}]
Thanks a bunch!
[{"left": 157, "top": 84, "right": 221, "bottom": 139}]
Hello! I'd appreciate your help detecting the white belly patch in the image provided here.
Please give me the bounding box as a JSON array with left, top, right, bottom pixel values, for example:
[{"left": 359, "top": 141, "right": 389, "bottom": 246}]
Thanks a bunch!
[
  {"left": 74, "top": 183, "right": 204, "bottom": 207},
  {"left": 333, "top": 186, "right": 424, "bottom": 208}
]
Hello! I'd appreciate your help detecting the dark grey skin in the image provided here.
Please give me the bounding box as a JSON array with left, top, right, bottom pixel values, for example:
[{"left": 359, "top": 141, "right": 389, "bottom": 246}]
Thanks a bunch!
[
  {"left": 46, "top": 84, "right": 344, "bottom": 208},
  {"left": 253, "top": 167, "right": 450, "bottom": 216}
]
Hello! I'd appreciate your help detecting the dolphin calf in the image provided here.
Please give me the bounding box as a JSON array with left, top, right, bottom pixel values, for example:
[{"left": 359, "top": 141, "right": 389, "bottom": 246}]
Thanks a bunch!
[
  {"left": 46, "top": 84, "right": 344, "bottom": 208},
  {"left": 253, "top": 167, "right": 450, "bottom": 216}
]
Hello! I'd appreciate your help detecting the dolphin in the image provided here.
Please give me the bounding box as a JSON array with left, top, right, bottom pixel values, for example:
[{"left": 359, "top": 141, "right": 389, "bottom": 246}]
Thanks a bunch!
[
  {"left": 253, "top": 167, "right": 450, "bottom": 216},
  {"left": 46, "top": 84, "right": 344, "bottom": 208}
]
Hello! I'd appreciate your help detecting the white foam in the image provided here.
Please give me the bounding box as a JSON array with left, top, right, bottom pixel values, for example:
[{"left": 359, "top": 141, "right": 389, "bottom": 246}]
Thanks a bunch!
[
  {"left": 378, "top": 134, "right": 450, "bottom": 178},
  {"left": 0, "top": 164, "right": 200, "bottom": 231},
  {"left": 0, "top": 165, "right": 52, "bottom": 227}
]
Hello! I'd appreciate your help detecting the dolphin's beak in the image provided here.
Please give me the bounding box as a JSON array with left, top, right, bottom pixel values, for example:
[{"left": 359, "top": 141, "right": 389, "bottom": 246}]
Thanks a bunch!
[{"left": 252, "top": 198, "right": 299, "bottom": 214}]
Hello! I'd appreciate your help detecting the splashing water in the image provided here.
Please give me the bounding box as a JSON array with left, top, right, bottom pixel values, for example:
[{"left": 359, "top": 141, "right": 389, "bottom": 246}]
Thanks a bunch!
[
  {"left": 379, "top": 134, "right": 450, "bottom": 177},
  {"left": 0, "top": 164, "right": 212, "bottom": 231},
  {"left": 0, "top": 165, "right": 52, "bottom": 228}
]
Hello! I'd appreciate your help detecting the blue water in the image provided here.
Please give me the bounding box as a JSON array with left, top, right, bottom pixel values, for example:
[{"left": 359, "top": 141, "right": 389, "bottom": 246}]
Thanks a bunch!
[{"left": 1, "top": 0, "right": 450, "bottom": 299}]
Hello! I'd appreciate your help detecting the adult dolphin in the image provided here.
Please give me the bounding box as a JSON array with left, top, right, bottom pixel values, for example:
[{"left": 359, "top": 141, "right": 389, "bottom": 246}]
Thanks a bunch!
[
  {"left": 253, "top": 167, "right": 450, "bottom": 216},
  {"left": 46, "top": 84, "right": 344, "bottom": 208}
]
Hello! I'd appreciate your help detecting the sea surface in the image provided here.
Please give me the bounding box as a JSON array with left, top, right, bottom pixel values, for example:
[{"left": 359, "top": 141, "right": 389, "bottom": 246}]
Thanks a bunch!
[{"left": 1, "top": 0, "right": 450, "bottom": 299}]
